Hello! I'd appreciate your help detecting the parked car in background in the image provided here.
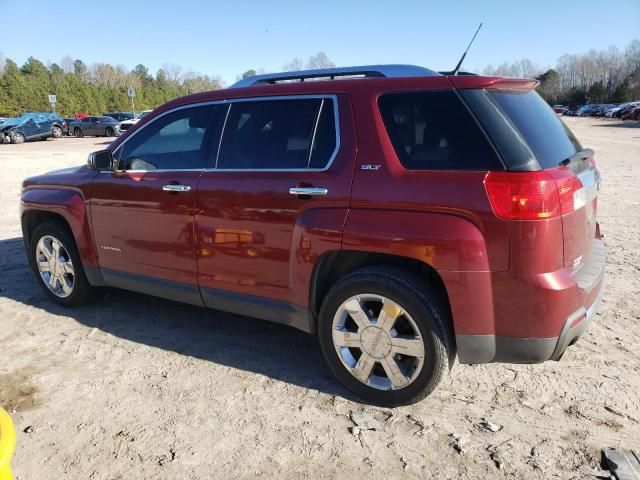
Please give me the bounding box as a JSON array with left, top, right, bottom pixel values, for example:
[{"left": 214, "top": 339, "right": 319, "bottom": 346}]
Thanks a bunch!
[
  {"left": 103, "top": 112, "right": 134, "bottom": 122},
  {"left": 69, "top": 116, "right": 120, "bottom": 137},
  {"left": 616, "top": 102, "right": 640, "bottom": 118},
  {"left": 21, "top": 65, "right": 605, "bottom": 406},
  {"left": 74, "top": 113, "right": 90, "bottom": 119},
  {"left": 0, "top": 112, "right": 64, "bottom": 144},
  {"left": 63, "top": 118, "right": 76, "bottom": 136},
  {"left": 552, "top": 104, "right": 567, "bottom": 114},
  {"left": 622, "top": 105, "right": 640, "bottom": 120},
  {"left": 119, "top": 110, "right": 152, "bottom": 132},
  {"left": 565, "top": 102, "right": 640, "bottom": 120}
]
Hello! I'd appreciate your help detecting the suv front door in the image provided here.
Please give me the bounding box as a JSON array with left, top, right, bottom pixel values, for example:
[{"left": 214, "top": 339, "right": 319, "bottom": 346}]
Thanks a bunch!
[
  {"left": 196, "top": 96, "right": 356, "bottom": 315},
  {"left": 91, "top": 104, "right": 222, "bottom": 305}
]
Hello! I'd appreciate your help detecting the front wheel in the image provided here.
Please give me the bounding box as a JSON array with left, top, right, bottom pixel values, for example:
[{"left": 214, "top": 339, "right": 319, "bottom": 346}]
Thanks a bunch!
[
  {"left": 11, "top": 132, "right": 25, "bottom": 144},
  {"left": 318, "top": 267, "right": 453, "bottom": 406},
  {"left": 105, "top": 127, "right": 115, "bottom": 136},
  {"left": 29, "top": 222, "right": 97, "bottom": 307},
  {"left": 74, "top": 128, "right": 83, "bottom": 138}
]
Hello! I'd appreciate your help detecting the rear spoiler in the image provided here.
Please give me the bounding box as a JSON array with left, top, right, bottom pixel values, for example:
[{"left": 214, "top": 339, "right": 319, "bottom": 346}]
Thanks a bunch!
[{"left": 448, "top": 76, "right": 539, "bottom": 90}]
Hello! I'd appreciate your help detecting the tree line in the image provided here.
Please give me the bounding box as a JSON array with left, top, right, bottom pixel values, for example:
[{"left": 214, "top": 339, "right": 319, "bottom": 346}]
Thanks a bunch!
[
  {"left": 483, "top": 39, "right": 640, "bottom": 105},
  {"left": 0, "top": 52, "right": 336, "bottom": 118},
  {"left": 0, "top": 55, "right": 224, "bottom": 117}
]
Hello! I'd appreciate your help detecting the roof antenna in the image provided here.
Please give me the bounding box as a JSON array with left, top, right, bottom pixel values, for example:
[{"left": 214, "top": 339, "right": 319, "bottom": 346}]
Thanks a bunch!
[{"left": 451, "top": 22, "right": 483, "bottom": 75}]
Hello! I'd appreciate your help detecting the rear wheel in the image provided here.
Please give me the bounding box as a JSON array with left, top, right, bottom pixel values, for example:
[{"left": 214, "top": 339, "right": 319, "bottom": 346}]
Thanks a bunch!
[
  {"left": 29, "top": 222, "right": 97, "bottom": 307},
  {"left": 105, "top": 126, "right": 115, "bottom": 136},
  {"left": 11, "top": 132, "right": 25, "bottom": 144},
  {"left": 318, "top": 267, "right": 453, "bottom": 406},
  {"left": 52, "top": 125, "right": 63, "bottom": 138},
  {"left": 74, "top": 128, "right": 83, "bottom": 138}
]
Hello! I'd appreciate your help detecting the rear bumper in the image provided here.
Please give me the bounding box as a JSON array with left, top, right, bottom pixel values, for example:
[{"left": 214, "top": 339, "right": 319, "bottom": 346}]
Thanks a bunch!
[
  {"left": 455, "top": 237, "right": 606, "bottom": 364},
  {"left": 549, "top": 281, "right": 603, "bottom": 360},
  {"left": 456, "top": 281, "right": 604, "bottom": 363}
]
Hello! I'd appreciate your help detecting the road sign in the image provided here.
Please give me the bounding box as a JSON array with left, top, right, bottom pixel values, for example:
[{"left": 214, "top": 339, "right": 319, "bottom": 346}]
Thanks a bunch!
[
  {"left": 48, "top": 94, "right": 57, "bottom": 104},
  {"left": 127, "top": 88, "right": 136, "bottom": 98}
]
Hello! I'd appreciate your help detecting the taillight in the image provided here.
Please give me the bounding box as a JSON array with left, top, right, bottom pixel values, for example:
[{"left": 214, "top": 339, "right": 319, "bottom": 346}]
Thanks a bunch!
[{"left": 485, "top": 168, "right": 584, "bottom": 220}]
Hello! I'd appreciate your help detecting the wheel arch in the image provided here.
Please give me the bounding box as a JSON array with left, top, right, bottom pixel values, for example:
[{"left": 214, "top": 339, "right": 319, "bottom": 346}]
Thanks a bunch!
[
  {"left": 22, "top": 210, "right": 71, "bottom": 250},
  {"left": 309, "top": 249, "right": 453, "bottom": 336},
  {"left": 21, "top": 188, "right": 101, "bottom": 281}
]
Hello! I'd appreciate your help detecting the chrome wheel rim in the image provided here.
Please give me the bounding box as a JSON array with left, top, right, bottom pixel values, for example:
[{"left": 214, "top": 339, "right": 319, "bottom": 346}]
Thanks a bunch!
[
  {"left": 332, "top": 294, "right": 425, "bottom": 391},
  {"left": 35, "top": 235, "right": 75, "bottom": 298},
  {"left": 52, "top": 127, "right": 62, "bottom": 138}
]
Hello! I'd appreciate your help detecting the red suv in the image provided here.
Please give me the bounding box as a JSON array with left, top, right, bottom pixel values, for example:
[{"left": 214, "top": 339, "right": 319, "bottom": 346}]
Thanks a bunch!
[{"left": 21, "top": 65, "right": 605, "bottom": 406}]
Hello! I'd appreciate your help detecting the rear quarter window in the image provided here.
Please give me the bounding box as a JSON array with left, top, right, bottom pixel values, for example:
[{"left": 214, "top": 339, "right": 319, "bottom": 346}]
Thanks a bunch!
[
  {"left": 484, "top": 90, "right": 581, "bottom": 170},
  {"left": 378, "top": 91, "right": 502, "bottom": 171}
]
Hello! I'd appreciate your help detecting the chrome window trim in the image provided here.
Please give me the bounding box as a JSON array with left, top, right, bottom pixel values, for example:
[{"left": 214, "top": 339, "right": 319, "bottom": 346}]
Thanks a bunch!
[
  {"left": 307, "top": 98, "right": 324, "bottom": 168},
  {"left": 111, "top": 94, "right": 340, "bottom": 173},
  {"left": 213, "top": 104, "right": 231, "bottom": 169}
]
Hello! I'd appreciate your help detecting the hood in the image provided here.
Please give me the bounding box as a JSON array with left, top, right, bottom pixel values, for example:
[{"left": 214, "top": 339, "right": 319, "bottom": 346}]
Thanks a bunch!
[
  {"left": 0, "top": 120, "right": 21, "bottom": 132},
  {"left": 42, "top": 165, "right": 87, "bottom": 176},
  {"left": 22, "top": 164, "right": 95, "bottom": 191}
]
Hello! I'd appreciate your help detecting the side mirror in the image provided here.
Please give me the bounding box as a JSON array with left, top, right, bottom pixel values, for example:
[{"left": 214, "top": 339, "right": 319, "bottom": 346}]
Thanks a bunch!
[{"left": 87, "top": 149, "right": 115, "bottom": 170}]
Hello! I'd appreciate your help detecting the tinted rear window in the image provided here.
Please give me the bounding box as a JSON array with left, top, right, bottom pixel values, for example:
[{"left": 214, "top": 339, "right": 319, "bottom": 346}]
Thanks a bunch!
[
  {"left": 485, "top": 90, "right": 581, "bottom": 169},
  {"left": 378, "top": 91, "right": 502, "bottom": 171}
]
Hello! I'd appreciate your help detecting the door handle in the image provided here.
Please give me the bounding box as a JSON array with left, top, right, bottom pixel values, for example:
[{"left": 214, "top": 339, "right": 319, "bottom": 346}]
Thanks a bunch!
[
  {"left": 162, "top": 184, "right": 191, "bottom": 192},
  {"left": 289, "top": 187, "right": 328, "bottom": 196}
]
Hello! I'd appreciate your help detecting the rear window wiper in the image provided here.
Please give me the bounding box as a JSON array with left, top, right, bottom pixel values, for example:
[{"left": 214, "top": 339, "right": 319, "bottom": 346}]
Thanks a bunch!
[{"left": 559, "top": 148, "right": 594, "bottom": 167}]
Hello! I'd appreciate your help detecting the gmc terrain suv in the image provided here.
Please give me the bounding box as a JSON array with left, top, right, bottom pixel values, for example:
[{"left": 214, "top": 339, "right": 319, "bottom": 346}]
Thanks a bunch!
[{"left": 21, "top": 65, "right": 605, "bottom": 406}]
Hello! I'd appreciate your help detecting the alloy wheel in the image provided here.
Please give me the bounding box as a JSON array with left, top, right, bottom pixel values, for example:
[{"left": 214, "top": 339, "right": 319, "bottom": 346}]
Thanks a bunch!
[
  {"left": 332, "top": 294, "right": 425, "bottom": 391},
  {"left": 35, "top": 235, "right": 75, "bottom": 298}
]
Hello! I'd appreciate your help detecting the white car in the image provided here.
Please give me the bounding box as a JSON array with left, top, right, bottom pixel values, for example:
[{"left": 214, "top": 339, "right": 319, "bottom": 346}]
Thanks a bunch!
[{"left": 119, "top": 110, "right": 152, "bottom": 133}]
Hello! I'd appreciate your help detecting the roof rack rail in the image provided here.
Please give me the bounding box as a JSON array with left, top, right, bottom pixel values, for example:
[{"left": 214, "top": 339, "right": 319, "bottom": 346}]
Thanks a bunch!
[{"left": 229, "top": 64, "right": 441, "bottom": 88}]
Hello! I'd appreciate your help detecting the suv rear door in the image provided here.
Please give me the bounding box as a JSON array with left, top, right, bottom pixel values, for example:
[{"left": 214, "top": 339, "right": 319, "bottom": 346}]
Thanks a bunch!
[{"left": 195, "top": 95, "right": 356, "bottom": 311}]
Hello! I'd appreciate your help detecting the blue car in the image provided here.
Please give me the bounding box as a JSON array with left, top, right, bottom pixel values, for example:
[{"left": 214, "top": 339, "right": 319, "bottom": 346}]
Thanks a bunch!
[{"left": 0, "top": 112, "right": 65, "bottom": 144}]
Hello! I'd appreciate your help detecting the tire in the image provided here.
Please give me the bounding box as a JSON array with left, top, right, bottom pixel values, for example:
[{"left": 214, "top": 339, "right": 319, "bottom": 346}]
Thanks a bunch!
[
  {"left": 74, "top": 128, "right": 83, "bottom": 138},
  {"left": 29, "top": 221, "right": 97, "bottom": 307},
  {"left": 52, "top": 125, "right": 63, "bottom": 138},
  {"left": 105, "top": 127, "right": 114, "bottom": 137},
  {"left": 11, "top": 132, "right": 25, "bottom": 144},
  {"left": 318, "top": 267, "right": 453, "bottom": 406}
]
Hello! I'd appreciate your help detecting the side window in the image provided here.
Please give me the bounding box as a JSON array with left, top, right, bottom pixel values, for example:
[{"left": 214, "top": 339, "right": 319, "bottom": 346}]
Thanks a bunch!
[
  {"left": 378, "top": 92, "right": 502, "bottom": 170},
  {"left": 217, "top": 98, "right": 336, "bottom": 170},
  {"left": 118, "top": 105, "right": 215, "bottom": 171}
]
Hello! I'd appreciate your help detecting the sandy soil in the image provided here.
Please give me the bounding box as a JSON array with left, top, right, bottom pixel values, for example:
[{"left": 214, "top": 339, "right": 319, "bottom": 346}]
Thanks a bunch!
[{"left": 0, "top": 119, "right": 638, "bottom": 479}]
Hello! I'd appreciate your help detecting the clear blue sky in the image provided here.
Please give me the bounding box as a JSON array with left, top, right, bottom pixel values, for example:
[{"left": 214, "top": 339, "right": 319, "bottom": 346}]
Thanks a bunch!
[{"left": 1, "top": 0, "right": 638, "bottom": 84}]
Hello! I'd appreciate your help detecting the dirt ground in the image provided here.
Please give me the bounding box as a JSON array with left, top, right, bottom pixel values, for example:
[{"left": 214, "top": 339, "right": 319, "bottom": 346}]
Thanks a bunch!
[{"left": 0, "top": 118, "right": 638, "bottom": 479}]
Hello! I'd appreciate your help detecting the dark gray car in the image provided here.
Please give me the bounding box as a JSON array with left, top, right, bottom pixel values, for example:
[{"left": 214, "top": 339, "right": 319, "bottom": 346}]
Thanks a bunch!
[{"left": 69, "top": 116, "right": 120, "bottom": 137}]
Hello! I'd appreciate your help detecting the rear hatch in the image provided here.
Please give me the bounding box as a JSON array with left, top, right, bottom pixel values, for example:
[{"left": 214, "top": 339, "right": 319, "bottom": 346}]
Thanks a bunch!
[{"left": 459, "top": 84, "right": 601, "bottom": 285}]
